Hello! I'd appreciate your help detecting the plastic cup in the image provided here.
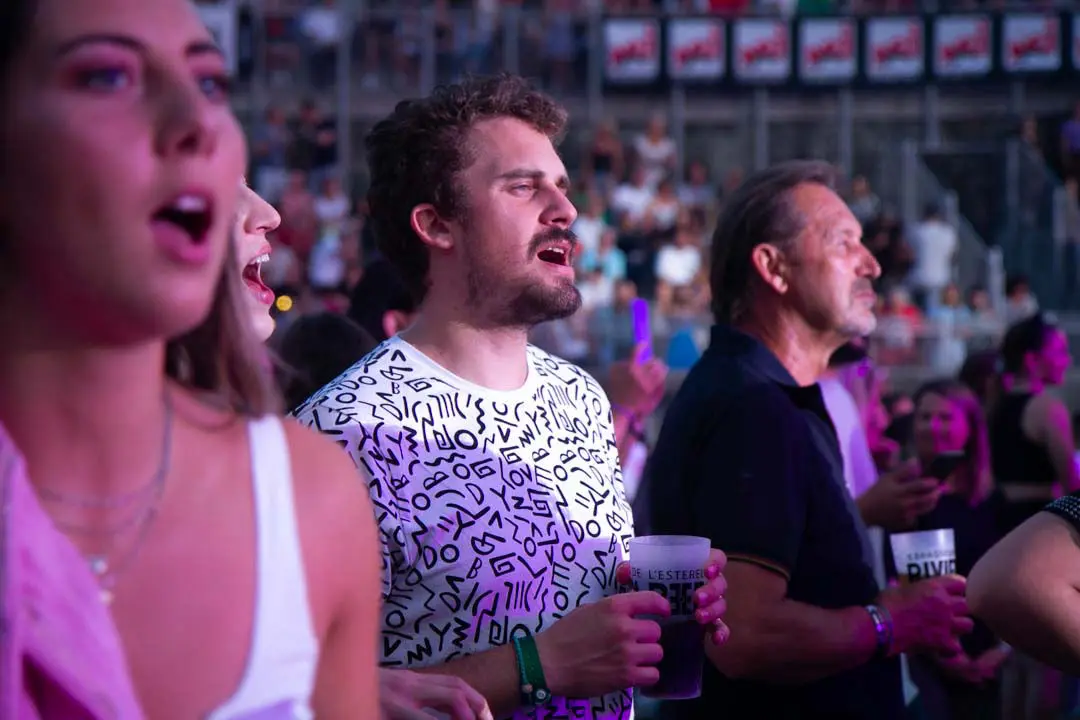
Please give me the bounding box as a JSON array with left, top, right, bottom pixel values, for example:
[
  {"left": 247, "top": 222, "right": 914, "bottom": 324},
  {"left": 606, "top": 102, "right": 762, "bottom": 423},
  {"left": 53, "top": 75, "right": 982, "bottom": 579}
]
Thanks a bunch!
[
  {"left": 629, "top": 535, "right": 711, "bottom": 700},
  {"left": 890, "top": 529, "right": 956, "bottom": 584}
]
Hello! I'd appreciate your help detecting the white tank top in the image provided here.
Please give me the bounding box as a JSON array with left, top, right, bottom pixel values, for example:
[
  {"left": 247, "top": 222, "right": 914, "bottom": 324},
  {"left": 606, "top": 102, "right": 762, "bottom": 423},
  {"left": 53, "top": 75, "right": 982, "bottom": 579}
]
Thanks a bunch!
[{"left": 206, "top": 417, "right": 319, "bottom": 720}]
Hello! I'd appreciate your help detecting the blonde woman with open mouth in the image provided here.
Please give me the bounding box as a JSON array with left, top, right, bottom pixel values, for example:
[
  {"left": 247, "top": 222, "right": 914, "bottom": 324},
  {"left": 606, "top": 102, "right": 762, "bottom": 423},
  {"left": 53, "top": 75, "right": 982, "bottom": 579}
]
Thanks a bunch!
[{"left": 233, "top": 182, "right": 492, "bottom": 720}]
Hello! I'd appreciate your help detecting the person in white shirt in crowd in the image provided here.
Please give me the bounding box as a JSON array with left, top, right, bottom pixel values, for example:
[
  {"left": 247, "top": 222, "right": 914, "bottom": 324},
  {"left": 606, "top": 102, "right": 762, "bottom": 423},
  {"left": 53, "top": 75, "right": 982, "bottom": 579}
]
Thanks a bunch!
[
  {"left": 570, "top": 191, "right": 609, "bottom": 258},
  {"left": 609, "top": 164, "right": 654, "bottom": 234},
  {"left": 927, "top": 283, "right": 972, "bottom": 375},
  {"left": 236, "top": 181, "right": 492, "bottom": 720},
  {"left": 632, "top": 112, "right": 677, "bottom": 190},
  {"left": 579, "top": 226, "right": 627, "bottom": 286},
  {"left": 307, "top": 225, "right": 347, "bottom": 292},
  {"left": 1004, "top": 274, "right": 1040, "bottom": 325},
  {"left": 677, "top": 160, "right": 716, "bottom": 220},
  {"left": 645, "top": 177, "right": 682, "bottom": 236},
  {"left": 313, "top": 174, "right": 351, "bottom": 234},
  {"left": 576, "top": 265, "right": 615, "bottom": 313},
  {"left": 298, "top": 0, "right": 341, "bottom": 88},
  {"left": 909, "top": 203, "right": 957, "bottom": 312},
  {"left": 294, "top": 74, "right": 730, "bottom": 720},
  {"left": 655, "top": 215, "right": 702, "bottom": 290},
  {"left": 299, "top": 0, "right": 341, "bottom": 48}
]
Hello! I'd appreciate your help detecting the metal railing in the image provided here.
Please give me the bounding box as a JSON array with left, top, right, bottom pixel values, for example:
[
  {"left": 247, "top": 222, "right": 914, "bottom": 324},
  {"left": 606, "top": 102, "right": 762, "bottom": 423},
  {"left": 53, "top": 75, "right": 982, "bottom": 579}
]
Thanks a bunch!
[
  {"left": 537, "top": 308, "right": 1010, "bottom": 373},
  {"left": 999, "top": 139, "right": 1070, "bottom": 308}
]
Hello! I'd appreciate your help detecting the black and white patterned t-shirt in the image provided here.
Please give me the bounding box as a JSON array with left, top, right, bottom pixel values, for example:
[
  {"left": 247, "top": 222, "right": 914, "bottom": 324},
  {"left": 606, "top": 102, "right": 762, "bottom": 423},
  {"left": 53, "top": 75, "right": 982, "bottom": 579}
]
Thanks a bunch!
[{"left": 293, "top": 337, "right": 636, "bottom": 719}]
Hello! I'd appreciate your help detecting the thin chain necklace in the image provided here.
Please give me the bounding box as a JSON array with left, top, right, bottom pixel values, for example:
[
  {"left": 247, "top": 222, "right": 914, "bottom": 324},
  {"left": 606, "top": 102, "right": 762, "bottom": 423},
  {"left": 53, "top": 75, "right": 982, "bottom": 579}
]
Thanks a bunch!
[{"left": 40, "top": 393, "right": 173, "bottom": 605}]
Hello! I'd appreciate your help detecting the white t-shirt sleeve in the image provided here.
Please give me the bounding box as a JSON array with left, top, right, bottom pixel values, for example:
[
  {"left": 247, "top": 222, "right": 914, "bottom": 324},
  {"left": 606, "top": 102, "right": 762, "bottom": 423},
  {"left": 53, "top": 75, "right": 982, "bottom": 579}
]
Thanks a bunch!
[{"left": 944, "top": 226, "right": 958, "bottom": 257}]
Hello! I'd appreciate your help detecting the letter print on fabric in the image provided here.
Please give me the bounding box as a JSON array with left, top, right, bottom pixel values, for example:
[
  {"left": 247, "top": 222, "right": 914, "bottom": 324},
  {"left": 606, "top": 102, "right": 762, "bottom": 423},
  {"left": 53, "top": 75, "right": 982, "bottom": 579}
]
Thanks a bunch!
[{"left": 293, "top": 337, "right": 636, "bottom": 720}]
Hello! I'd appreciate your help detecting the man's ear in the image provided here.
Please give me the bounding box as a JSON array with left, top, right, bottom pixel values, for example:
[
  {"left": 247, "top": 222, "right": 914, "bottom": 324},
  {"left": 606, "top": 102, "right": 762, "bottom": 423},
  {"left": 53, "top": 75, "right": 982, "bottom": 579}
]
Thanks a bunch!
[
  {"left": 749, "top": 242, "right": 792, "bottom": 296},
  {"left": 382, "top": 309, "right": 414, "bottom": 340},
  {"left": 410, "top": 204, "right": 455, "bottom": 251}
]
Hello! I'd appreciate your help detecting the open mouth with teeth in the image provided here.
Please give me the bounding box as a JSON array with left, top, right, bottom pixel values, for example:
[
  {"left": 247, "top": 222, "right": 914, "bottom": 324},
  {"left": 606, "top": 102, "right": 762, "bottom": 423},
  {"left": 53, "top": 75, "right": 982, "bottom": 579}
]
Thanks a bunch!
[
  {"left": 152, "top": 195, "right": 212, "bottom": 242},
  {"left": 536, "top": 244, "right": 572, "bottom": 267},
  {"left": 242, "top": 252, "right": 274, "bottom": 304}
]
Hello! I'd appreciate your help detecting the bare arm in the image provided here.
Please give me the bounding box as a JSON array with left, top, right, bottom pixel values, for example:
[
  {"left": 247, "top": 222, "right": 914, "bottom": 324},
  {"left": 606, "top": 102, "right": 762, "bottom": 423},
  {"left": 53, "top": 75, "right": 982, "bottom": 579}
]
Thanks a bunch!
[
  {"left": 287, "top": 423, "right": 381, "bottom": 719},
  {"left": 968, "top": 511, "right": 1080, "bottom": 675},
  {"left": 415, "top": 647, "right": 522, "bottom": 718},
  {"left": 707, "top": 561, "right": 878, "bottom": 683}
]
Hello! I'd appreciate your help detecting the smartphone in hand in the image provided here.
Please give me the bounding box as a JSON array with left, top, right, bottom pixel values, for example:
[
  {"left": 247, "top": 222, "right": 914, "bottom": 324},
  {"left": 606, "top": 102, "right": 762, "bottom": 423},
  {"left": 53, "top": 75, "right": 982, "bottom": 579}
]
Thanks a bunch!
[{"left": 925, "top": 450, "right": 966, "bottom": 482}]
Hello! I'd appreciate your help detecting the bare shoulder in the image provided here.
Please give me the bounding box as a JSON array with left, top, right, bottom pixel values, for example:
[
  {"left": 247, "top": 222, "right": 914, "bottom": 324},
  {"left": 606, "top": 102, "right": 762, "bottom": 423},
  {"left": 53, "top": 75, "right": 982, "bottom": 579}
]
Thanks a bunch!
[
  {"left": 280, "top": 418, "right": 378, "bottom": 633},
  {"left": 973, "top": 511, "right": 1080, "bottom": 587},
  {"left": 280, "top": 418, "right": 374, "bottom": 531},
  {"left": 1028, "top": 392, "right": 1068, "bottom": 416},
  {"left": 1026, "top": 393, "right": 1071, "bottom": 438}
]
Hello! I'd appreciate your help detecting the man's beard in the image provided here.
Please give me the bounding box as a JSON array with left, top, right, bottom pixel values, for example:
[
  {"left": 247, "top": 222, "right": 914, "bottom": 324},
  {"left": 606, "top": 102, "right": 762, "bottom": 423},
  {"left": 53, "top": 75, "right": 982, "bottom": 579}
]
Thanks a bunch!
[
  {"left": 464, "top": 230, "right": 583, "bottom": 328},
  {"left": 838, "top": 282, "right": 878, "bottom": 337}
]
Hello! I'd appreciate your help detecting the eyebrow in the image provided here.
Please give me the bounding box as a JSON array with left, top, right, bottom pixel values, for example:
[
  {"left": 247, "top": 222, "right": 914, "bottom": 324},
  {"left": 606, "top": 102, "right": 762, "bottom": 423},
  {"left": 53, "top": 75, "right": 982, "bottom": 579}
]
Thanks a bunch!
[
  {"left": 496, "top": 168, "right": 571, "bottom": 193},
  {"left": 54, "top": 33, "right": 224, "bottom": 61}
]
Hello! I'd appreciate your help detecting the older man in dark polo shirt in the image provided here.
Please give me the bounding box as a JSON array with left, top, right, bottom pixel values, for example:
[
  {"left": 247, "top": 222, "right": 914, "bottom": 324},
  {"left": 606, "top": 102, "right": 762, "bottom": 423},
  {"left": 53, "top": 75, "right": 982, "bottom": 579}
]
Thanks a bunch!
[{"left": 644, "top": 161, "right": 973, "bottom": 720}]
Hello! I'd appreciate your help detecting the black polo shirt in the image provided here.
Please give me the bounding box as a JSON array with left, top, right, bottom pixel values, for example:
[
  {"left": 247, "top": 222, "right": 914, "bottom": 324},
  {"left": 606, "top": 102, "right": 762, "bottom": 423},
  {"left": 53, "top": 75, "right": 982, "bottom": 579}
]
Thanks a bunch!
[{"left": 644, "top": 325, "right": 903, "bottom": 720}]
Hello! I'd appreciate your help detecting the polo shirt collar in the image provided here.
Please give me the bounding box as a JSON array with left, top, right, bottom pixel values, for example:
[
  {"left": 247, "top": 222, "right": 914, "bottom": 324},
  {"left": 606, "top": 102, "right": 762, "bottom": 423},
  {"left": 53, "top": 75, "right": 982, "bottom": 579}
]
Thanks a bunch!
[{"left": 709, "top": 324, "right": 800, "bottom": 387}]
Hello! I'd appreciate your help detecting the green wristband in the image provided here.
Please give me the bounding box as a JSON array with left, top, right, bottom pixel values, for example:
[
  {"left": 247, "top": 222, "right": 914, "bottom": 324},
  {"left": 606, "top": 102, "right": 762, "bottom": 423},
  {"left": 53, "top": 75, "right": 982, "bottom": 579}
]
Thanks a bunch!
[{"left": 511, "top": 632, "right": 551, "bottom": 706}]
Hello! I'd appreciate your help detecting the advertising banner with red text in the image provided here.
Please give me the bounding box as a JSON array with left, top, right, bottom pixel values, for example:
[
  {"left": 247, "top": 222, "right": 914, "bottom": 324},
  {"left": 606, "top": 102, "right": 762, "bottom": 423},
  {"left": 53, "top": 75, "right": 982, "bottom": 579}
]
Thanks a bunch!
[
  {"left": 1001, "top": 13, "right": 1061, "bottom": 73},
  {"left": 865, "top": 17, "right": 924, "bottom": 82},
  {"left": 603, "top": 18, "right": 661, "bottom": 83},
  {"left": 733, "top": 18, "right": 792, "bottom": 83},
  {"left": 933, "top": 15, "right": 991, "bottom": 78},
  {"left": 798, "top": 18, "right": 856, "bottom": 83},
  {"left": 667, "top": 18, "right": 726, "bottom": 81}
]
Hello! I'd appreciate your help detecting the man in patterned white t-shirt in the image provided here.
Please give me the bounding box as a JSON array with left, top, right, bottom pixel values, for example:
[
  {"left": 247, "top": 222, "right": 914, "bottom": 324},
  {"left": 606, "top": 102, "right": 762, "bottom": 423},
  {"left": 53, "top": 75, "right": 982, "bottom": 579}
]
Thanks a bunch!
[{"left": 294, "top": 74, "right": 729, "bottom": 720}]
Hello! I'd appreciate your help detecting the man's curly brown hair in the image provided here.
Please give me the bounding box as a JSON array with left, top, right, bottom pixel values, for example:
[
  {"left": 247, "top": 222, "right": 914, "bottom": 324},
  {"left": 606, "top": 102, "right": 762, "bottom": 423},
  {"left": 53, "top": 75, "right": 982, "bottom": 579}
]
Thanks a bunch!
[{"left": 364, "top": 74, "right": 568, "bottom": 304}]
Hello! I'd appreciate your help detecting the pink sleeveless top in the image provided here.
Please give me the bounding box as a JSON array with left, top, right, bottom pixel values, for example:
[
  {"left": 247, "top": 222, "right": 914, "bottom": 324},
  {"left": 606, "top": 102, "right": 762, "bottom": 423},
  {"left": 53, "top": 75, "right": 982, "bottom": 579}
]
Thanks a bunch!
[{"left": 0, "top": 423, "right": 144, "bottom": 719}]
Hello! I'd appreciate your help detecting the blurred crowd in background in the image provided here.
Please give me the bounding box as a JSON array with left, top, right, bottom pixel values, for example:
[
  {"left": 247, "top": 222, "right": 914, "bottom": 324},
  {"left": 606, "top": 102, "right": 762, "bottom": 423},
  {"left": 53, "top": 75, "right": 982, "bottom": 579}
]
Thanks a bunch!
[
  {"left": 191, "top": 0, "right": 1080, "bottom": 394},
  {"left": 246, "top": 97, "right": 1066, "bottom": 381}
]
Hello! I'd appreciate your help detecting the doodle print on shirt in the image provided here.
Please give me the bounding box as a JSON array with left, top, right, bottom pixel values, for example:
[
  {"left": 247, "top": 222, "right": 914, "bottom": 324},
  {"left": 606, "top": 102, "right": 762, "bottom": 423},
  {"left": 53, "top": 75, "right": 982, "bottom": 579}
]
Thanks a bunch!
[{"left": 293, "top": 336, "right": 636, "bottom": 720}]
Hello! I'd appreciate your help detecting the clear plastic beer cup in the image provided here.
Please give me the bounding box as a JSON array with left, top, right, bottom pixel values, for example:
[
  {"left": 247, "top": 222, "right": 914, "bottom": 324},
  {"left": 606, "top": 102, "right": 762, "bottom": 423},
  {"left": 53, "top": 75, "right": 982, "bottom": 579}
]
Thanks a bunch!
[
  {"left": 889, "top": 529, "right": 956, "bottom": 584},
  {"left": 629, "top": 535, "right": 711, "bottom": 700}
]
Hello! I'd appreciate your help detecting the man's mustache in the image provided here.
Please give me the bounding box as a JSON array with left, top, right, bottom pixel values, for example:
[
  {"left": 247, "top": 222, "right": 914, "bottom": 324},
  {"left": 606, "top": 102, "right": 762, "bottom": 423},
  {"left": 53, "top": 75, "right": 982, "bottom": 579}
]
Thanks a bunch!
[{"left": 529, "top": 228, "right": 579, "bottom": 255}]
